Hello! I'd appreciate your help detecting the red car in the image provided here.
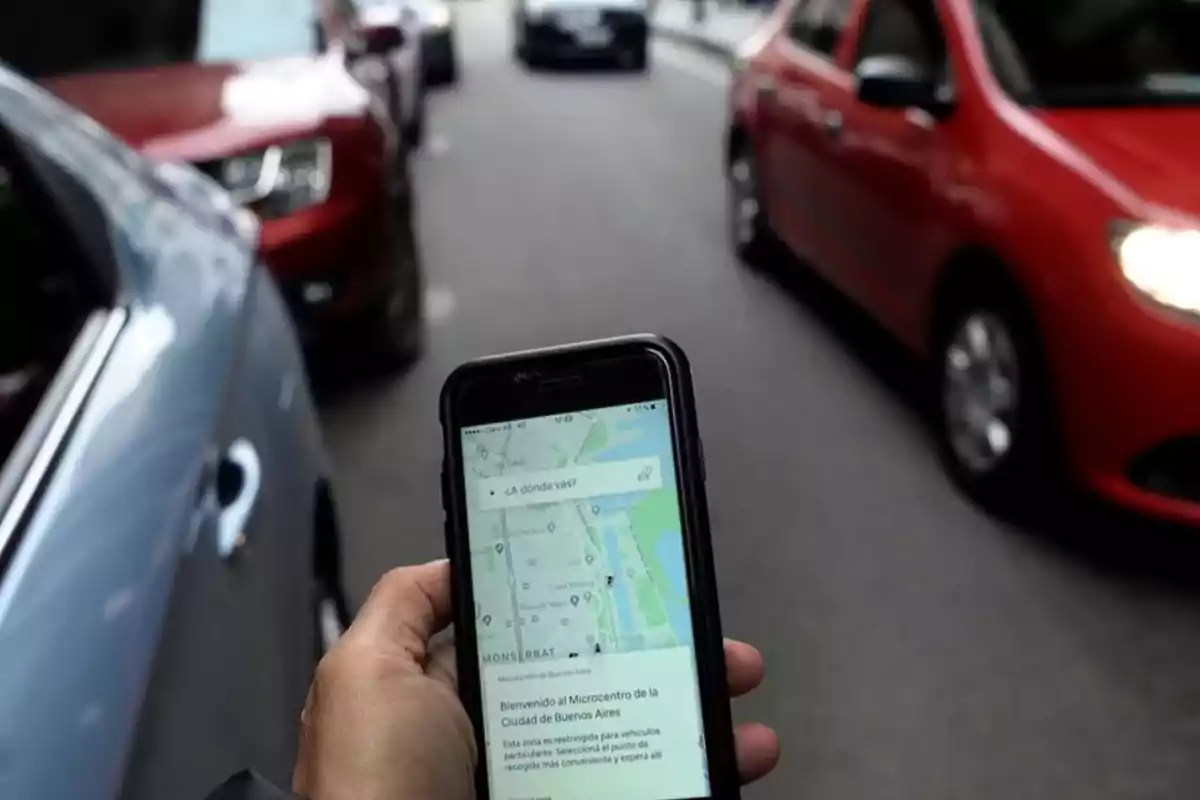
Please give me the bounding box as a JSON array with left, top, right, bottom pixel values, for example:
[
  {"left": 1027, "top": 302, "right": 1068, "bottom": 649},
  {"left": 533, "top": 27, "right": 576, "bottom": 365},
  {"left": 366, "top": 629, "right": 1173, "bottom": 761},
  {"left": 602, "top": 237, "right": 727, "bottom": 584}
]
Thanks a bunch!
[
  {"left": 728, "top": 0, "right": 1200, "bottom": 524},
  {"left": 42, "top": 0, "right": 424, "bottom": 367}
]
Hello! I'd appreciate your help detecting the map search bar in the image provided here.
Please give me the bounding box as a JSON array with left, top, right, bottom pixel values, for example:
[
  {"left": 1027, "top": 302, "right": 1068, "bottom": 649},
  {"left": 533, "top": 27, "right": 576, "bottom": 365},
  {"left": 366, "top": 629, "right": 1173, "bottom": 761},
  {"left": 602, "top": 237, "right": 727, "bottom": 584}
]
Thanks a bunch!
[{"left": 478, "top": 457, "right": 663, "bottom": 511}]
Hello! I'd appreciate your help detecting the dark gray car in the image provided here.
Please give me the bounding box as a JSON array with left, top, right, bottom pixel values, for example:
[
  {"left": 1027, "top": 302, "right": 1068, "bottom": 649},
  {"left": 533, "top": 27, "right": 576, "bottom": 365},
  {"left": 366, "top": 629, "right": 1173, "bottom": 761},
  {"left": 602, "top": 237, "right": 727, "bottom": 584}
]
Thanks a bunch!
[{"left": 513, "top": 0, "right": 650, "bottom": 71}]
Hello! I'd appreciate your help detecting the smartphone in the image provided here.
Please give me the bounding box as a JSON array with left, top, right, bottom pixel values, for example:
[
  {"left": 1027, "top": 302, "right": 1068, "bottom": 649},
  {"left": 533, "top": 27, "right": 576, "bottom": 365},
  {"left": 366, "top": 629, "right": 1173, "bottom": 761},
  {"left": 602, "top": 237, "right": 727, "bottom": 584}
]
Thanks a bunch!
[{"left": 440, "top": 335, "right": 739, "bottom": 800}]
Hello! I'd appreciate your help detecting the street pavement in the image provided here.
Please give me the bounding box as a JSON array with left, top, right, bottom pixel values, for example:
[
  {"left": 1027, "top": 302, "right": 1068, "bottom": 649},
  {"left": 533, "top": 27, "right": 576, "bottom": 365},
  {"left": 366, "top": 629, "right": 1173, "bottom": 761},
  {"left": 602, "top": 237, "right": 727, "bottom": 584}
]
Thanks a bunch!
[
  {"left": 653, "top": 0, "right": 768, "bottom": 59},
  {"left": 318, "top": 4, "right": 1200, "bottom": 798}
]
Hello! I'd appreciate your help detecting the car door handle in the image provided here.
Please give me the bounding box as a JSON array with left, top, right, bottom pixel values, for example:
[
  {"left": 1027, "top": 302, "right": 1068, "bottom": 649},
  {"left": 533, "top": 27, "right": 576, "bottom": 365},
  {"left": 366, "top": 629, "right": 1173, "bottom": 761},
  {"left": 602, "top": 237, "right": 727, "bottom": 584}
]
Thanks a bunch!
[
  {"left": 215, "top": 439, "right": 262, "bottom": 561},
  {"left": 823, "top": 109, "right": 844, "bottom": 138}
]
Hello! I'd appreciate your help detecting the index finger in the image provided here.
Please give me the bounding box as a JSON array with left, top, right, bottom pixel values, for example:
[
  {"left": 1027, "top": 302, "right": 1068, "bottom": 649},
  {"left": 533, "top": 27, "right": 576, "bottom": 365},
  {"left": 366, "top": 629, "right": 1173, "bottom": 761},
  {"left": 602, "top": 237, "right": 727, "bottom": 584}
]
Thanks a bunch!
[
  {"left": 349, "top": 559, "right": 454, "bottom": 661},
  {"left": 724, "top": 639, "right": 765, "bottom": 698}
]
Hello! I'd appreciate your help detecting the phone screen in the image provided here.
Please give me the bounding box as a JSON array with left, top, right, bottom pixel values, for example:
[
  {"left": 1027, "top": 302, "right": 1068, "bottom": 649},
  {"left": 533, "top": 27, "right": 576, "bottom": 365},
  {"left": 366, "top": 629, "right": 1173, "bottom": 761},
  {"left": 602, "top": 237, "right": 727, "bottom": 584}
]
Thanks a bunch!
[{"left": 461, "top": 399, "right": 710, "bottom": 800}]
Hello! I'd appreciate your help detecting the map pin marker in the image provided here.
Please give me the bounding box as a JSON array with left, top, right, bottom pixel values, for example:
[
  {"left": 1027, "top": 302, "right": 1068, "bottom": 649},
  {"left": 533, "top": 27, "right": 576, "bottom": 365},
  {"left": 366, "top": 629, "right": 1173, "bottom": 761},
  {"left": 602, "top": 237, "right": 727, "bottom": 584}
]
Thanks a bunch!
[
  {"left": 482, "top": 615, "right": 492, "bottom": 626},
  {"left": 495, "top": 543, "right": 504, "bottom": 554},
  {"left": 570, "top": 595, "right": 579, "bottom": 606},
  {"left": 591, "top": 505, "right": 600, "bottom": 515},
  {"left": 548, "top": 522, "right": 556, "bottom": 533},
  {"left": 584, "top": 591, "right": 592, "bottom": 602}
]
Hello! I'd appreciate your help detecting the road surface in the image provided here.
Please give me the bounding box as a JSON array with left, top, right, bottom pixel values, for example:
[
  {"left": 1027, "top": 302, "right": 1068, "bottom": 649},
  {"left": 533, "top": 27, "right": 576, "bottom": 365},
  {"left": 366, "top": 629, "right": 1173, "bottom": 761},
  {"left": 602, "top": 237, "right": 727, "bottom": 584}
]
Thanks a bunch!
[{"left": 319, "top": 5, "right": 1200, "bottom": 798}]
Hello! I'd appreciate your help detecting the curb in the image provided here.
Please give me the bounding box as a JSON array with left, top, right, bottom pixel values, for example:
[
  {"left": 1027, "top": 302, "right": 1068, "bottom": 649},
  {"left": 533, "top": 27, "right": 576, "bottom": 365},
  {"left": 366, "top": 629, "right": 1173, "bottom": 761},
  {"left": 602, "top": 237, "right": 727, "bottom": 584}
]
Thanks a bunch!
[{"left": 653, "top": 24, "right": 736, "bottom": 63}]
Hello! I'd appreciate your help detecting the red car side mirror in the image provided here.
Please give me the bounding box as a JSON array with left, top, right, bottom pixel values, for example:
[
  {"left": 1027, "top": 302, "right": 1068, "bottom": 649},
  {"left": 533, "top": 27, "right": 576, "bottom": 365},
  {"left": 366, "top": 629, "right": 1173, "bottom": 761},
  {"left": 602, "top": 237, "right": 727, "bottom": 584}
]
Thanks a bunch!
[{"left": 363, "top": 24, "right": 406, "bottom": 55}]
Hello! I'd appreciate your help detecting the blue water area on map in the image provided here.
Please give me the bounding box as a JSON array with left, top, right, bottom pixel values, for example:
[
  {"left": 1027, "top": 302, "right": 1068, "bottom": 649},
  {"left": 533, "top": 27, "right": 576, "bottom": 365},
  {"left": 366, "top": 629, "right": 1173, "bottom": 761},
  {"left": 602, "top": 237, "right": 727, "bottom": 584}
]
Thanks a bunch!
[
  {"left": 593, "top": 408, "right": 678, "bottom": 491},
  {"left": 603, "top": 525, "right": 637, "bottom": 642},
  {"left": 590, "top": 405, "right": 694, "bottom": 649},
  {"left": 590, "top": 493, "right": 648, "bottom": 516},
  {"left": 654, "top": 532, "right": 693, "bottom": 647}
]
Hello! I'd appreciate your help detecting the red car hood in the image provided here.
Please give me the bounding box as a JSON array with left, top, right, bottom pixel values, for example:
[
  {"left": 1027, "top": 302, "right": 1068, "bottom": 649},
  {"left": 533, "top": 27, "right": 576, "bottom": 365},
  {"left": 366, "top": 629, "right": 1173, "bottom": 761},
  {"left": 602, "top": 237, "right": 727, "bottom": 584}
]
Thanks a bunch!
[
  {"left": 1037, "top": 108, "right": 1200, "bottom": 216},
  {"left": 43, "top": 56, "right": 372, "bottom": 162}
]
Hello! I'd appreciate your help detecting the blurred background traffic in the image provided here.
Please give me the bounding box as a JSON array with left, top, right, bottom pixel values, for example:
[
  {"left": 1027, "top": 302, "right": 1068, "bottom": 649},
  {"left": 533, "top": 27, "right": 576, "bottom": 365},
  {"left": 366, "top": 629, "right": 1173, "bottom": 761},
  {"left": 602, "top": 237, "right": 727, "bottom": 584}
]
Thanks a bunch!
[{"left": 2, "top": 0, "right": 1200, "bottom": 798}]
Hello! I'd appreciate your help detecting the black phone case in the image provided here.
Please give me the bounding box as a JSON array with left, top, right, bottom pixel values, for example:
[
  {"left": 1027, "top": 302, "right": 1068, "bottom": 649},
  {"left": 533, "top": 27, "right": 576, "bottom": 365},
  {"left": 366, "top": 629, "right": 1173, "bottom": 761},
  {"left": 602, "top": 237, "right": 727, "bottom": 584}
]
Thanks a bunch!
[{"left": 440, "top": 334, "right": 740, "bottom": 800}]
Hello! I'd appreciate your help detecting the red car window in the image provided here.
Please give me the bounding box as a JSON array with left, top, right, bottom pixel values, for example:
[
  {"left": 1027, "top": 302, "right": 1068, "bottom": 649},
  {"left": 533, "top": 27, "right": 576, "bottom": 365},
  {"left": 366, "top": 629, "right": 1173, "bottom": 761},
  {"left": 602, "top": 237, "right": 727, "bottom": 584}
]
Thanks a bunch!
[
  {"left": 786, "top": 0, "right": 857, "bottom": 59},
  {"left": 852, "top": 0, "right": 952, "bottom": 90},
  {"left": 852, "top": 0, "right": 943, "bottom": 71},
  {"left": 977, "top": 0, "right": 1200, "bottom": 106}
]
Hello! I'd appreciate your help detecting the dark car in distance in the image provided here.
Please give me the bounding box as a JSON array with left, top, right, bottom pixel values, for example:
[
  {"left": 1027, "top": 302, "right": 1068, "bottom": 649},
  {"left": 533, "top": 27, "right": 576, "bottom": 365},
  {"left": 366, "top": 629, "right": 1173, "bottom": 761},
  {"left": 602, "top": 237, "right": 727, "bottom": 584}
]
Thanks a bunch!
[
  {"left": 360, "top": 0, "right": 459, "bottom": 86},
  {"left": 411, "top": 0, "right": 460, "bottom": 86},
  {"left": 514, "top": 0, "right": 650, "bottom": 71}
]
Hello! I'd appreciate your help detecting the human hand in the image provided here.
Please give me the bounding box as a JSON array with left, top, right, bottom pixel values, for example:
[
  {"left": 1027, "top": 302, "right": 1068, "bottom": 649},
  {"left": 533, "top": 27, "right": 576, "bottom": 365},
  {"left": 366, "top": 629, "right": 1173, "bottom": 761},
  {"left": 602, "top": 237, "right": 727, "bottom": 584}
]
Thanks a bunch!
[
  {"left": 294, "top": 560, "right": 780, "bottom": 800},
  {"left": 294, "top": 560, "right": 472, "bottom": 800},
  {"left": 724, "top": 637, "right": 782, "bottom": 785}
]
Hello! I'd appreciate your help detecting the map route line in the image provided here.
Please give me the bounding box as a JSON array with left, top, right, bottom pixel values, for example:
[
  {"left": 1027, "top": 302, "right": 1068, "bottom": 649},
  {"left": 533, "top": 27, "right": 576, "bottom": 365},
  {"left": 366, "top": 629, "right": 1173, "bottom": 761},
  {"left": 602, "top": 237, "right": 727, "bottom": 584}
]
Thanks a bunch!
[
  {"left": 573, "top": 500, "right": 619, "bottom": 645},
  {"left": 499, "top": 509, "right": 524, "bottom": 661}
]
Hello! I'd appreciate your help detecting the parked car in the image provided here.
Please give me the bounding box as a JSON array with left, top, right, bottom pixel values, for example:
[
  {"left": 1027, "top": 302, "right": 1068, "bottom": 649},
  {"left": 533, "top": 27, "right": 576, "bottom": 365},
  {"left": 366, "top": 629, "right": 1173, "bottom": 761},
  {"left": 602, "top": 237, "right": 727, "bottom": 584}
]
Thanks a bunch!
[
  {"left": 353, "top": 0, "right": 432, "bottom": 144},
  {"left": 513, "top": 0, "right": 650, "bottom": 71},
  {"left": 728, "top": 0, "right": 1200, "bottom": 525},
  {"left": 358, "top": 0, "right": 459, "bottom": 87},
  {"left": 411, "top": 0, "right": 461, "bottom": 86},
  {"left": 42, "top": 0, "right": 425, "bottom": 369},
  {"left": 0, "top": 65, "right": 350, "bottom": 800}
]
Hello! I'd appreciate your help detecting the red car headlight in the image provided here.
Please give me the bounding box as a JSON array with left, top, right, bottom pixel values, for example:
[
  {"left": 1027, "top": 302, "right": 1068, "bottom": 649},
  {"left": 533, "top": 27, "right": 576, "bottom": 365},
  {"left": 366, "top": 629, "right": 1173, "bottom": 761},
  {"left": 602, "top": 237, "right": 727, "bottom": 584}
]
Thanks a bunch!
[
  {"left": 219, "top": 138, "right": 333, "bottom": 219},
  {"left": 1113, "top": 221, "right": 1200, "bottom": 317}
]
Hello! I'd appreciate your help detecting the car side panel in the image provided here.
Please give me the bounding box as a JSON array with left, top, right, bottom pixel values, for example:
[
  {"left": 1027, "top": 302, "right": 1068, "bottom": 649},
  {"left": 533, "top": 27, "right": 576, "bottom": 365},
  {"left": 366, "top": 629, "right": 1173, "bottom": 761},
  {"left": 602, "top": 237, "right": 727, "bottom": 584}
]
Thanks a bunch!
[
  {"left": 0, "top": 169, "right": 252, "bottom": 800},
  {"left": 118, "top": 265, "right": 324, "bottom": 800},
  {"left": 818, "top": 0, "right": 953, "bottom": 344},
  {"left": 225, "top": 265, "right": 328, "bottom": 776},
  {"left": 0, "top": 72, "right": 326, "bottom": 800}
]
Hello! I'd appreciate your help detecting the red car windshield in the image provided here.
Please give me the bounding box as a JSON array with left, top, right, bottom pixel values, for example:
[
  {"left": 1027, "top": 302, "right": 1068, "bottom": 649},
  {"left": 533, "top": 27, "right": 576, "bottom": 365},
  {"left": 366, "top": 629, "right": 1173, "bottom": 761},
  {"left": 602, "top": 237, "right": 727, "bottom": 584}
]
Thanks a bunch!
[{"left": 978, "top": 0, "right": 1200, "bottom": 107}]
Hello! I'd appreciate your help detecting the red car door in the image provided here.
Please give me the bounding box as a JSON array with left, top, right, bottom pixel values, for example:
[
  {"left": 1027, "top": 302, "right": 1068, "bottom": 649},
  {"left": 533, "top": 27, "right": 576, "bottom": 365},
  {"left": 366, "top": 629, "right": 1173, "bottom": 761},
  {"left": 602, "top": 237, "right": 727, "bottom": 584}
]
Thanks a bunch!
[
  {"left": 766, "top": 0, "right": 861, "bottom": 291},
  {"left": 753, "top": 0, "right": 811, "bottom": 242},
  {"left": 826, "top": 0, "right": 955, "bottom": 344}
]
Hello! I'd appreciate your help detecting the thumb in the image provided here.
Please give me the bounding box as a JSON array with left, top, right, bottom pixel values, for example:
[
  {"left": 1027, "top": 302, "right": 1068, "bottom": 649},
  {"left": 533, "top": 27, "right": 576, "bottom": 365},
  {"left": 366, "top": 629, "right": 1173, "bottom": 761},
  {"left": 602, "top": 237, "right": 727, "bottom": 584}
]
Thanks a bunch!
[
  {"left": 348, "top": 560, "right": 454, "bottom": 666},
  {"left": 292, "top": 683, "right": 316, "bottom": 795}
]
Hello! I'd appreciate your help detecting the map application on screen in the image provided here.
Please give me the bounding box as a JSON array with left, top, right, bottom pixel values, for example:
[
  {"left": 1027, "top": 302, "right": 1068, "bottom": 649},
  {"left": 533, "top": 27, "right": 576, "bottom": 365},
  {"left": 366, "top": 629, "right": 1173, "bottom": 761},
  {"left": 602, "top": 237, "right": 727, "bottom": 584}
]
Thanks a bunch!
[{"left": 462, "top": 401, "right": 710, "bottom": 800}]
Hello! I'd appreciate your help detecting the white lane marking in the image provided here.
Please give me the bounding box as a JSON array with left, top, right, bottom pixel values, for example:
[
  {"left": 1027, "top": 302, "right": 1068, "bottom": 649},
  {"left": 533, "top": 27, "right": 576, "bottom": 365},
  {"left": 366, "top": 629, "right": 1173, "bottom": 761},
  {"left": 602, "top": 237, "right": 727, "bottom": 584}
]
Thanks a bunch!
[
  {"left": 425, "top": 285, "right": 457, "bottom": 324},
  {"left": 653, "top": 40, "right": 731, "bottom": 87},
  {"left": 427, "top": 135, "right": 452, "bottom": 157}
]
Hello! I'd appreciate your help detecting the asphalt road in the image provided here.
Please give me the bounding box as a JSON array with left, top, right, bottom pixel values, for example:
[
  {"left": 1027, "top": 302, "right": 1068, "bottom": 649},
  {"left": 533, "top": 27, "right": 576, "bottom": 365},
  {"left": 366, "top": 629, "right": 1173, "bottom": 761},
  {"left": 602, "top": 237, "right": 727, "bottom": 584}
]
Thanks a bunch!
[{"left": 318, "top": 5, "right": 1200, "bottom": 798}]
